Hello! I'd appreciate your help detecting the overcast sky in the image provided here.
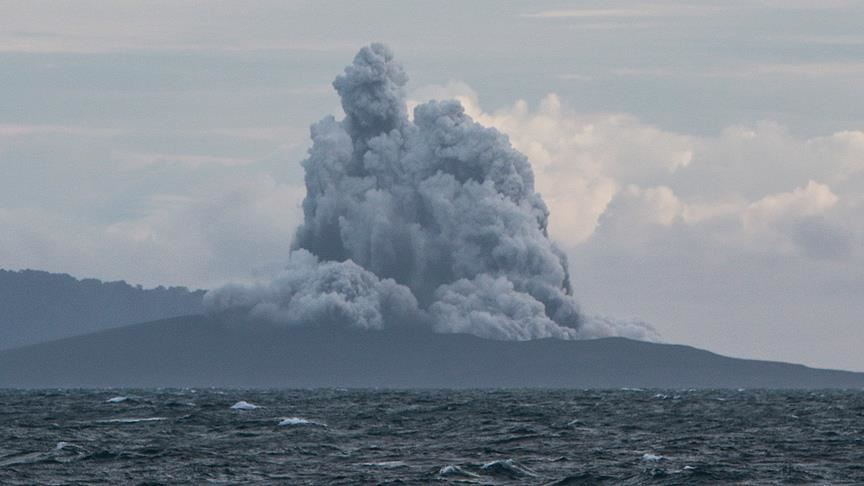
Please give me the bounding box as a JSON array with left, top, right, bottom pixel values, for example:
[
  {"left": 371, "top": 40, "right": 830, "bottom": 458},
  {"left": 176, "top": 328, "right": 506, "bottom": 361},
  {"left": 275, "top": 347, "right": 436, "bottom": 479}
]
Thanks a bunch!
[{"left": 2, "top": 0, "right": 863, "bottom": 370}]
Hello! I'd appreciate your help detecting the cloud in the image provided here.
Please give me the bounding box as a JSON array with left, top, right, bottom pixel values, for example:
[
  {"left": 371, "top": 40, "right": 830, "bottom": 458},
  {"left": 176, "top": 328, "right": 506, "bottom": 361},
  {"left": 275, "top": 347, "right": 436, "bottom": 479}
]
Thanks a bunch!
[
  {"left": 104, "top": 175, "right": 305, "bottom": 284},
  {"left": 0, "top": 117, "right": 315, "bottom": 289},
  {"left": 554, "top": 61, "right": 864, "bottom": 83},
  {"left": 755, "top": 62, "right": 864, "bottom": 77},
  {"left": 521, "top": 1, "right": 860, "bottom": 20},
  {"left": 521, "top": 6, "right": 730, "bottom": 19},
  {"left": 740, "top": 181, "right": 856, "bottom": 260},
  {"left": 111, "top": 151, "right": 256, "bottom": 170},
  {"left": 404, "top": 79, "right": 864, "bottom": 368},
  {"left": 0, "top": 2, "right": 358, "bottom": 54},
  {"left": 409, "top": 83, "right": 695, "bottom": 244},
  {"left": 409, "top": 84, "right": 864, "bottom": 264},
  {"left": 0, "top": 175, "right": 305, "bottom": 288},
  {"left": 0, "top": 124, "right": 123, "bottom": 138},
  {"left": 743, "top": 180, "right": 838, "bottom": 225}
]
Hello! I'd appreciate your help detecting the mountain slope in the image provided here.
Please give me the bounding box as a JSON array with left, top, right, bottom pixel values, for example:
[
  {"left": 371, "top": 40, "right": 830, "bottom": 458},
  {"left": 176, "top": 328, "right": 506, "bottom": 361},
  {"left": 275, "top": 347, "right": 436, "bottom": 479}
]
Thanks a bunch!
[
  {"left": 0, "top": 269, "right": 204, "bottom": 349},
  {"left": 1, "top": 315, "right": 862, "bottom": 389}
]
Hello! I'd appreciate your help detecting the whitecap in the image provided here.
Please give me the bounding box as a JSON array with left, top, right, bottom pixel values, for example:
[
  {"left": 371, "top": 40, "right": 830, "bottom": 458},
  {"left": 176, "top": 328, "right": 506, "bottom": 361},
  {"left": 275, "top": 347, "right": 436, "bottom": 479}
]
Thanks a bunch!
[
  {"left": 641, "top": 453, "right": 666, "bottom": 462},
  {"left": 98, "top": 417, "right": 167, "bottom": 424},
  {"left": 439, "top": 465, "right": 479, "bottom": 478},
  {"left": 106, "top": 396, "right": 128, "bottom": 403},
  {"left": 230, "top": 400, "right": 259, "bottom": 410},
  {"left": 278, "top": 417, "right": 325, "bottom": 427},
  {"left": 361, "top": 461, "right": 406, "bottom": 468},
  {"left": 481, "top": 459, "right": 537, "bottom": 477}
]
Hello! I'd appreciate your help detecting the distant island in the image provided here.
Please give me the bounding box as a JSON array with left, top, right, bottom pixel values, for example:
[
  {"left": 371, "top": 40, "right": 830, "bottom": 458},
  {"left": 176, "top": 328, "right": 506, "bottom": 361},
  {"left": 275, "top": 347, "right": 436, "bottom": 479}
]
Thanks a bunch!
[
  {"left": 0, "top": 269, "right": 204, "bottom": 350},
  {"left": 2, "top": 314, "right": 862, "bottom": 389}
]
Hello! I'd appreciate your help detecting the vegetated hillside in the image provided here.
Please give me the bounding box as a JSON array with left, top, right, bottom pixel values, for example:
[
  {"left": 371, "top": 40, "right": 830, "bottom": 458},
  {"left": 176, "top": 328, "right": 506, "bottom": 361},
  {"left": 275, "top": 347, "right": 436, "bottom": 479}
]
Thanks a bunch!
[
  {"left": 2, "top": 314, "right": 863, "bottom": 389},
  {"left": 0, "top": 269, "right": 204, "bottom": 349}
]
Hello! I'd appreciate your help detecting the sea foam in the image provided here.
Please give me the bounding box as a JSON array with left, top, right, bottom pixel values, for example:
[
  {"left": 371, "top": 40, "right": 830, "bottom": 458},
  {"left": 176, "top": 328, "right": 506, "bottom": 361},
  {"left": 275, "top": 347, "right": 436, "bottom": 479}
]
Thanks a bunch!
[
  {"left": 278, "top": 417, "right": 325, "bottom": 427},
  {"left": 230, "top": 401, "right": 259, "bottom": 410}
]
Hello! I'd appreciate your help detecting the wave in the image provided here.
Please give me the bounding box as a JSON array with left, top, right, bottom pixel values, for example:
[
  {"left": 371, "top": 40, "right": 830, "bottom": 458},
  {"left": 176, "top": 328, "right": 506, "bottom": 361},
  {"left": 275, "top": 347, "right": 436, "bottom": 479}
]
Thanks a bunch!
[
  {"left": 230, "top": 400, "right": 260, "bottom": 410},
  {"left": 278, "top": 417, "right": 325, "bottom": 427},
  {"left": 95, "top": 417, "right": 167, "bottom": 424},
  {"left": 480, "top": 459, "right": 537, "bottom": 478}
]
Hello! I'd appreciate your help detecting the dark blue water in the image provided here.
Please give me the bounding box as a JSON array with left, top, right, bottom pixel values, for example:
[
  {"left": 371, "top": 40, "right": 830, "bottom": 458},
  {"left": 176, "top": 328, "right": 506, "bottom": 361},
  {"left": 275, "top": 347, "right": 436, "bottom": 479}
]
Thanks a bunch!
[{"left": 1, "top": 389, "right": 862, "bottom": 484}]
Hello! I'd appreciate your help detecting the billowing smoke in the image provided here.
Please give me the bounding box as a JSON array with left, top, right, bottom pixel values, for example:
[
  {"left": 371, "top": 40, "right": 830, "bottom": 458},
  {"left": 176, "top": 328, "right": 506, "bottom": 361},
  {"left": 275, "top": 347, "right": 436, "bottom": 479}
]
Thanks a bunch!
[{"left": 205, "top": 44, "right": 656, "bottom": 341}]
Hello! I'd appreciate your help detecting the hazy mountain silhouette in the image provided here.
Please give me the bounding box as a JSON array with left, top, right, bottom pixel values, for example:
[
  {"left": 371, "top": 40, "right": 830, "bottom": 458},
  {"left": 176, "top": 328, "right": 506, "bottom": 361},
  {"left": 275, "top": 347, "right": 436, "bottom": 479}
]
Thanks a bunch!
[
  {"left": 0, "top": 269, "right": 204, "bottom": 350},
  {"left": 1, "top": 314, "right": 862, "bottom": 389}
]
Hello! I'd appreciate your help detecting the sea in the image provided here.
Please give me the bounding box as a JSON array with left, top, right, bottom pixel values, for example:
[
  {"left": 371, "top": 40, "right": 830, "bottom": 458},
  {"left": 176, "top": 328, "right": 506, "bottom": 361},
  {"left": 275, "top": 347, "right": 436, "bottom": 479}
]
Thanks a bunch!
[{"left": 1, "top": 389, "right": 862, "bottom": 484}]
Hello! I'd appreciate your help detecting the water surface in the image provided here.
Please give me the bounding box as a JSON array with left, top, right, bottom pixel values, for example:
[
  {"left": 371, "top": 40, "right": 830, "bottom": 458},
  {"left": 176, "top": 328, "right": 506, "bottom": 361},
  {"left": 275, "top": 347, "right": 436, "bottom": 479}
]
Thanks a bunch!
[{"left": 1, "top": 389, "right": 862, "bottom": 484}]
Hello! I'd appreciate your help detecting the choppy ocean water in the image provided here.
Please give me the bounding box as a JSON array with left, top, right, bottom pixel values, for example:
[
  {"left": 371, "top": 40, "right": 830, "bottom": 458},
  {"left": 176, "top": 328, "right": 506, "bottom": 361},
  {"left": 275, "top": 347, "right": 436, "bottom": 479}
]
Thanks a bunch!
[{"left": 1, "top": 389, "right": 862, "bottom": 484}]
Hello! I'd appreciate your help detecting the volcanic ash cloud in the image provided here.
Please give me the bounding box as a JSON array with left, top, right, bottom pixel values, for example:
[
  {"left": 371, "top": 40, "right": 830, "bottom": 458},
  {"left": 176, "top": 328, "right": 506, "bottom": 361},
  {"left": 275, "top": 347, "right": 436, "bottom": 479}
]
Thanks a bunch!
[{"left": 205, "top": 44, "right": 656, "bottom": 341}]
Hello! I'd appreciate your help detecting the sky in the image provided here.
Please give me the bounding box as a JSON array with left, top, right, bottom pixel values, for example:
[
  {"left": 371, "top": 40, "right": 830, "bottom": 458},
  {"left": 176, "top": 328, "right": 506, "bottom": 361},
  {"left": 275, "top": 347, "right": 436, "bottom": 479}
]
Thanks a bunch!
[{"left": 1, "top": 0, "right": 863, "bottom": 371}]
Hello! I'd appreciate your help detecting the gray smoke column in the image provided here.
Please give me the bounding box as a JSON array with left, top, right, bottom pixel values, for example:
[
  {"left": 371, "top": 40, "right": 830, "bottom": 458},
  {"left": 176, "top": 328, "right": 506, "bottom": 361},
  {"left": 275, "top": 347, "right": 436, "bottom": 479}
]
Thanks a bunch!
[{"left": 205, "top": 44, "right": 657, "bottom": 341}]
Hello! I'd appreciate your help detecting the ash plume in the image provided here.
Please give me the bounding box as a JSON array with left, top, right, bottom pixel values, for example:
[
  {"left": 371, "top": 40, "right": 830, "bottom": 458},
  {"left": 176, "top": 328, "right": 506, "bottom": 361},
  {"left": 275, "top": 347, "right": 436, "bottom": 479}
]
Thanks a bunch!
[{"left": 205, "top": 44, "right": 656, "bottom": 341}]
